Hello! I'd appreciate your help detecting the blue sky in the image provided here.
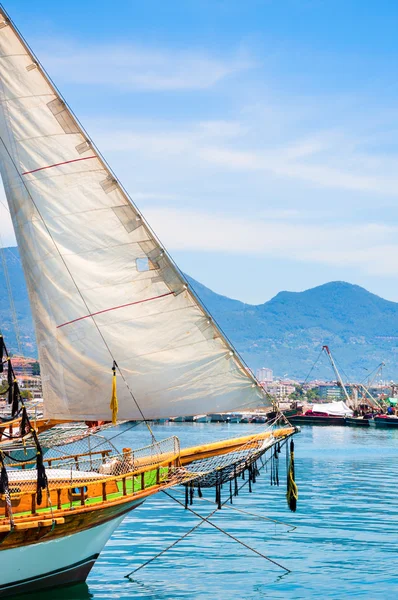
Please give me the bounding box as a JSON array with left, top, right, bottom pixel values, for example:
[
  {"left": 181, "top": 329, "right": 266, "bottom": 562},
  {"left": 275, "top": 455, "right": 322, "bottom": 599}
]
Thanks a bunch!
[{"left": 2, "top": 0, "right": 398, "bottom": 304}]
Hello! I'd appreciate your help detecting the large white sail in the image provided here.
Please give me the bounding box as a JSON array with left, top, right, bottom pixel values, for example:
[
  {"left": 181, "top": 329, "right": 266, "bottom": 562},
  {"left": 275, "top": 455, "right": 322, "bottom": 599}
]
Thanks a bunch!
[{"left": 0, "top": 11, "right": 268, "bottom": 420}]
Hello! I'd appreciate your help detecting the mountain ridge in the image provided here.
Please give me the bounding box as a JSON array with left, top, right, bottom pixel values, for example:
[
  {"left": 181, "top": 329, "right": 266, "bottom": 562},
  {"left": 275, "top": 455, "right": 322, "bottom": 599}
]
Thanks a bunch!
[{"left": 1, "top": 246, "right": 397, "bottom": 379}]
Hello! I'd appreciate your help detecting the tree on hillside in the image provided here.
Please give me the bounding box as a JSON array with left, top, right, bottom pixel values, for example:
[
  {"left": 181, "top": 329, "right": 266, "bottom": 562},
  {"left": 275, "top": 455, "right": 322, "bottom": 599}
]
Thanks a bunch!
[
  {"left": 306, "top": 388, "right": 319, "bottom": 402},
  {"left": 289, "top": 385, "right": 305, "bottom": 401},
  {"left": 32, "top": 361, "right": 40, "bottom": 376}
]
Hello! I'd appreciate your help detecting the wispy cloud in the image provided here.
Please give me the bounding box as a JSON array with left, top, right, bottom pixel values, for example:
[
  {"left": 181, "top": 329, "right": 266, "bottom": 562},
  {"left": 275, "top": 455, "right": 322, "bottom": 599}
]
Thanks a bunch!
[
  {"left": 145, "top": 207, "right": 398, "bottom": 276},
  {"left": 37, "top": 42, "right": 253, "bottom": 91},
  {"left": 87, "top": 115, "right": 398, "bottom": 198}
]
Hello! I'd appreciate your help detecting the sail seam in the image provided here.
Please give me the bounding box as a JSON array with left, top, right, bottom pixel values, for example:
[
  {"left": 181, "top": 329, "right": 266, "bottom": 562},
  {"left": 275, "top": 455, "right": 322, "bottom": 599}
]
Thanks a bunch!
[
  {"left": 21, "top": 155, "right": 97, "bottom": 175},
  {"left": 56, "top": 291, "right": 174, "bottom": 328}
]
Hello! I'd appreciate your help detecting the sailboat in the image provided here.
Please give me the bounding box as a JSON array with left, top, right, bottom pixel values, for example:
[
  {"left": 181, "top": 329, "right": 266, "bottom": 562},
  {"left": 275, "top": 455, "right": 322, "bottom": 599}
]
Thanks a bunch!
[{"left": 0, "top": 6, "right": 298, "bottom": 597}]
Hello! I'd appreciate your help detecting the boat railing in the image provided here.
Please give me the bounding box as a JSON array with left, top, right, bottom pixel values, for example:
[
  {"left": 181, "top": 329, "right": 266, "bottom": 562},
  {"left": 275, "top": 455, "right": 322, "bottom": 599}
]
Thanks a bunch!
[{"left": 0, "top": 429, "right": 295, "bottom": 528}]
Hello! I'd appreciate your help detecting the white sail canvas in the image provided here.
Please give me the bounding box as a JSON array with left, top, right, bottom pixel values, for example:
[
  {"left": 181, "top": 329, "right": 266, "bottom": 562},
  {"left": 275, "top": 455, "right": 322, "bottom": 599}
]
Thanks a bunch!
[{"left": 0, "top": 12, "right": 268, "bottom": 419}]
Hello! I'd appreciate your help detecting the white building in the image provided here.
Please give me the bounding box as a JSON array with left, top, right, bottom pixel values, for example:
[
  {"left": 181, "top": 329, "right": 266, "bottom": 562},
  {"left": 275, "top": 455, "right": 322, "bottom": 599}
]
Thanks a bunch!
[{"left": 256, "top": 367, "right": 273, "bottom": 383}]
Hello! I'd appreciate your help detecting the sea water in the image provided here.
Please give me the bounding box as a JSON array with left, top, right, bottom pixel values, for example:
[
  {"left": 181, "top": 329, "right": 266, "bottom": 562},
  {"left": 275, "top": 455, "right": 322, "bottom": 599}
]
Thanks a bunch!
[{"left": 16, "top": 423, "right": 398, "bottom": 599}]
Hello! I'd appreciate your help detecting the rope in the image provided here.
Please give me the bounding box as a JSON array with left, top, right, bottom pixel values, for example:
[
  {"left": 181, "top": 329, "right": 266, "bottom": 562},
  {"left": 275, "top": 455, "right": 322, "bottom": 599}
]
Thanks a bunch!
[
  {"left": 302, "top": 347, "right": 324, "bottom": 386},
  {"left": 181, "top": 492, "right": 297, "bottom": 531},
  {"left": 125, "top": 505, "right": 219, "bottom": 578},
  {"left": 125, "top": 441, "right": 293, "bottom": 578},
  {"left": 164, "top": 491, "right": 290, "bottom": 572}
]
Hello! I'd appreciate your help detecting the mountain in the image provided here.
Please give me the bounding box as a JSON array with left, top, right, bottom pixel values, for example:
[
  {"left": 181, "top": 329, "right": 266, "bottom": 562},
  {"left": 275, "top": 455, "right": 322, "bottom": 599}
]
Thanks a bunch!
[
  {"left": 0, "top": 247, "right": 35, "bottom": 357},
  {"left": 187, "top": 277, "right": 398, "bottom": 380},
  {"left": 1, "top": 246, "right": 397, "bottom": 378}
]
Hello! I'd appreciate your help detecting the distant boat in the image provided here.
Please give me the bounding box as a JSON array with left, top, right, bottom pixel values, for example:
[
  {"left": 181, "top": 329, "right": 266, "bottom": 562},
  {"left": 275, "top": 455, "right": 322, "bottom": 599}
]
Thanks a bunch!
[
  {"left": 250, "top": 415, "right": 268, "bottom": 424},
  {"left": 289, "top": 411, "right": 347, "bottom": 426},
  {"left": 289, "top": 401, "right": 352, "bottom": 426},
  {"left": 208, "top": 413, "right": 226, "bottom": 423},
  {"left": 224, "top": 413, "right": 241, "bottom": 423},
  {"left": 193, "top": 414, "right": 211, "bottom": 423},
  {"left": 374, "top": 415, "right": 398, "bottom": 428},
  {"left": 345, "top": 416, "right": 371, "bottom": 427}
]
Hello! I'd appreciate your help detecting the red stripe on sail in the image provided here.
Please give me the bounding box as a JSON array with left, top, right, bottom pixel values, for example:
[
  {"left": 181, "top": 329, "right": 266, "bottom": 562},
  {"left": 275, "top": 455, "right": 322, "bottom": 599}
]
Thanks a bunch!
[
  {"left": 22, "top": 156, "right": 98, "bottom": 175},
  {"left": 57, "top": 292, "right": 175, "bottom": 329}
]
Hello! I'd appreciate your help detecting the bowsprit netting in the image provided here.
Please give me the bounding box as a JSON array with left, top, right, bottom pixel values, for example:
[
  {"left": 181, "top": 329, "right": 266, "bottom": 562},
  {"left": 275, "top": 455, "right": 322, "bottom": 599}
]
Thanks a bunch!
[{"left": 168, "top": 416, "right": 295, "bottom": 509}]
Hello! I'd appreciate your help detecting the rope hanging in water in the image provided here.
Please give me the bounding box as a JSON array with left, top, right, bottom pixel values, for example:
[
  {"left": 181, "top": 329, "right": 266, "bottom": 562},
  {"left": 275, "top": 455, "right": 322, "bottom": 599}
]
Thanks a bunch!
[
  {"left": 110, "top": 360, "right": 119, "bottom": 425},
  {"left": 286, "top": 439, "right": 298, "bottom": 512},
  {"left": 271, "top": 444, "right": 279, "bottom": 486}
]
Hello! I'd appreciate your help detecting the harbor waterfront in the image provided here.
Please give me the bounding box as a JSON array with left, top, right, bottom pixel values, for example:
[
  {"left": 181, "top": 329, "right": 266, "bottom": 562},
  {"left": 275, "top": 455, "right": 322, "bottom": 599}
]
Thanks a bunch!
[{"left": 16, "top": 422, "right": 398, "bottom": 600}]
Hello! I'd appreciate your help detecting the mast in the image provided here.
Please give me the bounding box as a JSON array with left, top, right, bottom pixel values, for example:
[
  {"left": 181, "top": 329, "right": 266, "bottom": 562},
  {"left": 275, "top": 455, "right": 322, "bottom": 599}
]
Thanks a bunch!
[
  {"left": 322, "top": 346, "right": 353, "bottom": 408},
  {"left": 357, "top": 383, "right": 382, "bottom": 411},
  {"left": 0, "top": 7, "right": 267, "bottom": 420}
]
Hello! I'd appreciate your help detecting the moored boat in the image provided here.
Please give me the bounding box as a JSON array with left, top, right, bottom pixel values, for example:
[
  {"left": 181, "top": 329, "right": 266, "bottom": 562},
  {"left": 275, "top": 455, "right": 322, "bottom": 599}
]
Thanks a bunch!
[
  {"left": 192, "top": 414, "right": 211, "bottom": 423},
  {"left": 374, "top": 415, "right": 398, "bottom": 428},
  {"left": 224, "top": 413, "right": 241, "bottom": 423},
  {"left": 345, "top": 416, "right": 371, "bottom": 427},
  {"left": 208, "top": 413, "right": 226, "bottom": 423},
  {"left": 289, "top": 412, "right": 347, "bottom": 426},
  {"left": 250, "top": 415, "right": 268, "bottom": 424}
]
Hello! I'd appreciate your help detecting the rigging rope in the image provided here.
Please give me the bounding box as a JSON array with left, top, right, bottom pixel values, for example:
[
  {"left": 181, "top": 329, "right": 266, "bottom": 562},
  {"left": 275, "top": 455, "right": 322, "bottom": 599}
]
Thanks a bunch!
[
  {"left": 164, "top": 491, "right": 291, "bottom": 572},
  {"left": 172, "top": 487, "right": 297, "bottom": 530},
  {"left": 302, "top": 347, "right": 324, "bottom": 386},
  {"left": 125, "top": 448, "right": 292, "bottom": 578}
]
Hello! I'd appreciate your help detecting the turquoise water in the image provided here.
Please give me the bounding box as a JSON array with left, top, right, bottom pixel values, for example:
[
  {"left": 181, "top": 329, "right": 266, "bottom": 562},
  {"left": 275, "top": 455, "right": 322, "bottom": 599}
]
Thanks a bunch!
[{"left": 17, "top": 423, "right": 398, "bottom": 599}]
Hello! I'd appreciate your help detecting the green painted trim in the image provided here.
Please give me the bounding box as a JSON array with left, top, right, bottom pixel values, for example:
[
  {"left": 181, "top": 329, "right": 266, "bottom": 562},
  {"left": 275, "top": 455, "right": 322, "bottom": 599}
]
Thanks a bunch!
[{"left": 11, "top": 466, "right": 170, "bottom": 519}]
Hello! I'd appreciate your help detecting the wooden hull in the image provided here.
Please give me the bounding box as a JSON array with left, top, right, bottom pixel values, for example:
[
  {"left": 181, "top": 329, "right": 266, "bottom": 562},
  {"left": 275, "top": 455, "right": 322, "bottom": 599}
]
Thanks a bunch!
[{"left": 288, "top": 415, "right": 346, "bottom": 426}]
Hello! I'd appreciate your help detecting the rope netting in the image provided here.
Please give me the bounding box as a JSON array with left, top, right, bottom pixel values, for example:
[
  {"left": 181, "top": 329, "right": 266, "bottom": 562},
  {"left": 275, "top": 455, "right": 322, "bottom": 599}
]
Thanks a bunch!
[
  {"left": 172, "top": 415, "right": 290, "bottom": 489},
  {"left": 1, "top": 434, "right": 180, "bottom": 494}
]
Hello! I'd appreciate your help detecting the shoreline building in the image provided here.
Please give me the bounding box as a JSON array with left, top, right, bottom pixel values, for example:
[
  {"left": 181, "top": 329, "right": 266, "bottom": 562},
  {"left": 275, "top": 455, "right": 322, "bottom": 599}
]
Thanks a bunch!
[{"left": 256, "top": 367, "right": 273, "bottom": 383}]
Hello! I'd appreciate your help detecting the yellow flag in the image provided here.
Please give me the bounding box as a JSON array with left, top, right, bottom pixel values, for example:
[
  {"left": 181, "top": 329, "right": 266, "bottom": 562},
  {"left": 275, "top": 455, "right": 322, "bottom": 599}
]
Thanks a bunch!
[{"left": 110, "top": 362, "right": 118, "bottom": 425}]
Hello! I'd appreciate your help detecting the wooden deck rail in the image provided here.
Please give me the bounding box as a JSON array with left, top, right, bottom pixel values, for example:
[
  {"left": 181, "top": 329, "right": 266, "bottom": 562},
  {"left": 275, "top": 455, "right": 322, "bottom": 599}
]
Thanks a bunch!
[{"left": 0, "top": 426, "right": 297, "bottom": 527}]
